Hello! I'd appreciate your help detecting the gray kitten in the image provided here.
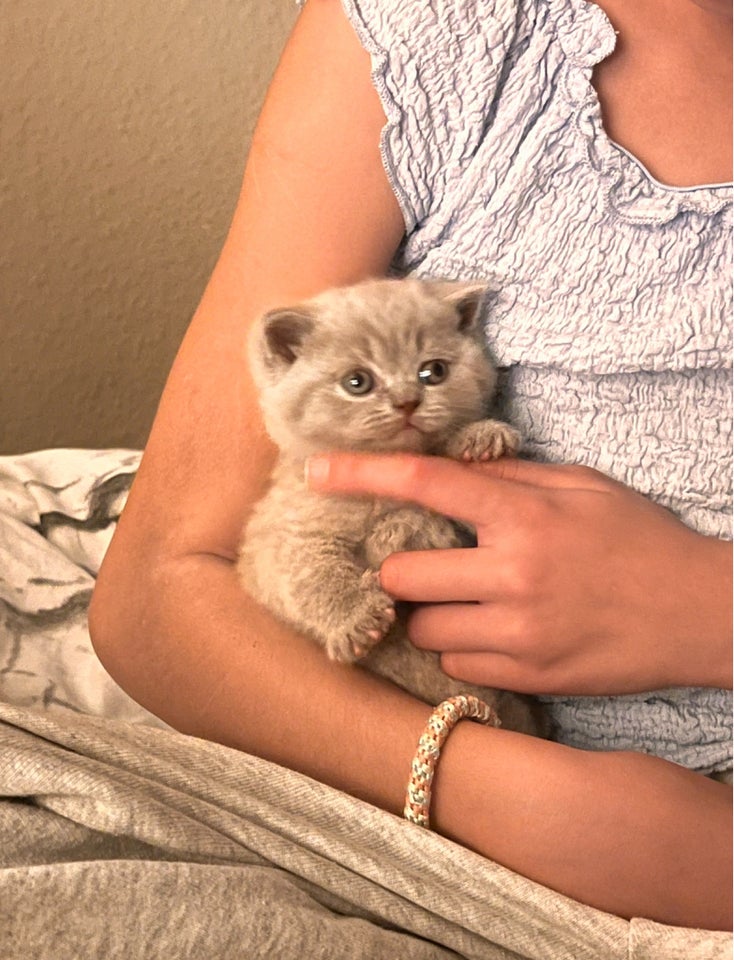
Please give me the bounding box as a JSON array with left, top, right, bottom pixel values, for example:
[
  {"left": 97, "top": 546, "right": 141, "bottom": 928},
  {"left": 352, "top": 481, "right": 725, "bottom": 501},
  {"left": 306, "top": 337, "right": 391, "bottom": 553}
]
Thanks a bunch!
[{"left": 239, "top": 278, "right": 544, "bottom": 736}]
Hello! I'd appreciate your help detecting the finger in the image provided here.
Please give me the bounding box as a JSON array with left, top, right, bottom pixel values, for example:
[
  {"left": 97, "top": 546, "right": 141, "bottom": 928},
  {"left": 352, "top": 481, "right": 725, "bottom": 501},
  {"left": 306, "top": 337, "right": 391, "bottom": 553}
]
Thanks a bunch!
[
  {"left": 407, "top": 601, "right": 521, "bottom": 651},
  {"left": 306, "top": 452, "right": 518, "bottom": 526},
  {"left": 469, "top": 457, "right": 611, "bottom": 491},
  {"left": 380, "top": 545, "right": 523, "bottom": 603},
  {"left": 439, "top": 651, "right": 545, "bottom": 694},
  {"left": 380, "top": 548, "right": 513, "bottom": 602}
]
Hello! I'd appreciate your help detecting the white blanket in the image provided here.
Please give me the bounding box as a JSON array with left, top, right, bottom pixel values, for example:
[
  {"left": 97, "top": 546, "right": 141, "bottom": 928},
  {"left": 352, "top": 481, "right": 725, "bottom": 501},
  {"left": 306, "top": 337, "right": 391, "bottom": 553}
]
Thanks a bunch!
[{"left": 0, "top": 448, "right": 165, "bottom": 725}]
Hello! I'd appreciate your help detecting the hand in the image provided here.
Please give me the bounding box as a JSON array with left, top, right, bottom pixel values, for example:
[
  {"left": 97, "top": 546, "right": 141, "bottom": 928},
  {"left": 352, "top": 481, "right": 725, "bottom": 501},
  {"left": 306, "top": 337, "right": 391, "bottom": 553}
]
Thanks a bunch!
[{"left": 306, "top": 453, "right": 732, "bottom": 695}]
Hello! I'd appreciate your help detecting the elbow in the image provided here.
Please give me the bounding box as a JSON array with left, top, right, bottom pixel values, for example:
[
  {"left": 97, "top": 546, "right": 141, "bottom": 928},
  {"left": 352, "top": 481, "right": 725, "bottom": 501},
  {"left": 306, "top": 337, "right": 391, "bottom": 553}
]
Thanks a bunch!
[
  {"left": 88, "top": 564, "right": 119, "bottom": 680},
  {"left": 88, "top": 532, "right": 151, "bottom": 695}
]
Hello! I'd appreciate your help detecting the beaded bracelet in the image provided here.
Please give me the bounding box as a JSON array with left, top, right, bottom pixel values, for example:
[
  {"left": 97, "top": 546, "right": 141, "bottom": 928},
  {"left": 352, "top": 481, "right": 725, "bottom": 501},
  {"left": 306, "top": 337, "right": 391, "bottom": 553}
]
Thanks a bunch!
[{"left": 404, "top": 694, "right": 501, "bottom": 828}]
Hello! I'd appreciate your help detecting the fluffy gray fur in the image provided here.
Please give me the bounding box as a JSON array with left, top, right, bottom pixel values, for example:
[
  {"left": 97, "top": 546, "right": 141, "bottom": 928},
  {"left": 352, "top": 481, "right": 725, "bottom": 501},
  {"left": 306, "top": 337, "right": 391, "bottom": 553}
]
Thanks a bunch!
[{"left": 239, "top": 278, "right": 543, "bottom": 735}]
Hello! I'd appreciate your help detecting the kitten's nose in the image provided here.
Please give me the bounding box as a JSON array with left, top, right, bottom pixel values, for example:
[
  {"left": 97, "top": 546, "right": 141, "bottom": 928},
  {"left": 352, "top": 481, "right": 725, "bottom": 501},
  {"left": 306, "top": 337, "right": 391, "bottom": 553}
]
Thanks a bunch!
[{"left": 392, "top": 397, "right": 421, "bottom": 415}]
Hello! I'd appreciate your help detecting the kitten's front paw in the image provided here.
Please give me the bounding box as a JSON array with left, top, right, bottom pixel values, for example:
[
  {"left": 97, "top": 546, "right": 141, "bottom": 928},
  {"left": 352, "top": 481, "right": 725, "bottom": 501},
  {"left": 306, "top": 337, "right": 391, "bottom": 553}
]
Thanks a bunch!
[
  {"left": 325, "top": 570, "right": 396, "bottom": 663},
  {"left": 447, "top": 419, "right": 521, "bottom": 462}
]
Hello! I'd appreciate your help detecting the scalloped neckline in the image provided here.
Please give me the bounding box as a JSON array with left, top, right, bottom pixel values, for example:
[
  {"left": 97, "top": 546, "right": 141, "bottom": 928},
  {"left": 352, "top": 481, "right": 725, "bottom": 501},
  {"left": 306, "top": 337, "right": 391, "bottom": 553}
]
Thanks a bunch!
[{"left": 607, "top": 138, "right": 732, "bottom": 193}]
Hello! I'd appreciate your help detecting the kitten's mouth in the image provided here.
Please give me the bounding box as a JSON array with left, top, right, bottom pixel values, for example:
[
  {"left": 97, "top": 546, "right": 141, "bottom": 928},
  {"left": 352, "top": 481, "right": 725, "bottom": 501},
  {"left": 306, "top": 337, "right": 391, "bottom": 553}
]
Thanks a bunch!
[
  {"left": 384, "top": 423, "right": 427, "bottom": 453},
  {"left": 395, "top": 421, "right": 423, "bottom": 435}
]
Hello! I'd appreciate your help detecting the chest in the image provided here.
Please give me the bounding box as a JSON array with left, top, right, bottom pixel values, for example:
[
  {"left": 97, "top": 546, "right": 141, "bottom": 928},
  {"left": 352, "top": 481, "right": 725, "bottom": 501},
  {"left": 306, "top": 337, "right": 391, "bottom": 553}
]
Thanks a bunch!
[{"left": 590, "top": 0, "right": 732, "bottom": 188}]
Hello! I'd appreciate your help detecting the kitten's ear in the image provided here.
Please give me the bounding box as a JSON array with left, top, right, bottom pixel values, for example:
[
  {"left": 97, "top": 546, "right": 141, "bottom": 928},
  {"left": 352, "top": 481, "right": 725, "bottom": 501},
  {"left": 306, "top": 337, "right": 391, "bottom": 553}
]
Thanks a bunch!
[
  {"left": 439, "top": 283, "right": 488, "bottom": 333},
  {"left": 259, "top": 307, "right": 314, "bottom": 367}
]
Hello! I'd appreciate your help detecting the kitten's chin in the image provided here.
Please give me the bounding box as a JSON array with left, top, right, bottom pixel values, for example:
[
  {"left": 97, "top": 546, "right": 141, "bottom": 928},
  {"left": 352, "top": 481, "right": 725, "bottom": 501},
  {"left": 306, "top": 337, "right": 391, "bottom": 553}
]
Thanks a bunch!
[{"left": 377, "top": 427, "right": 428, "bottom": 454}]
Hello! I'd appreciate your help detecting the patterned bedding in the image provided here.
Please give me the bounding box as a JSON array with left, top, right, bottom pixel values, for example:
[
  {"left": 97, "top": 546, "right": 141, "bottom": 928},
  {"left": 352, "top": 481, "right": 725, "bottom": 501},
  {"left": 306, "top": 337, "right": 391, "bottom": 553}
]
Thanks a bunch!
[{"left": 0, "top": 448, "right": 164, "bottom": 726}]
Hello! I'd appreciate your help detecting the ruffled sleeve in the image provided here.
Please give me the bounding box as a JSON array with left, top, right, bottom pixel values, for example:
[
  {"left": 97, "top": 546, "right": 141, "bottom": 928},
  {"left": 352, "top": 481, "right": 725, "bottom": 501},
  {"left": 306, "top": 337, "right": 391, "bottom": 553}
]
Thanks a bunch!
[{"left": 339, "top": 0, "right": 521, "bottom": 233}]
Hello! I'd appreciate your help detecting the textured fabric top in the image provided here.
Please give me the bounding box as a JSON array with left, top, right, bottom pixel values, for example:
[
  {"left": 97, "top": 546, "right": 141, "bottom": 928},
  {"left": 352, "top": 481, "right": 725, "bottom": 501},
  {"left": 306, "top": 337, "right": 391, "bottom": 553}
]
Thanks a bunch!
[{"left": 340, "top": 0, "right": 732, "bottom": 772}]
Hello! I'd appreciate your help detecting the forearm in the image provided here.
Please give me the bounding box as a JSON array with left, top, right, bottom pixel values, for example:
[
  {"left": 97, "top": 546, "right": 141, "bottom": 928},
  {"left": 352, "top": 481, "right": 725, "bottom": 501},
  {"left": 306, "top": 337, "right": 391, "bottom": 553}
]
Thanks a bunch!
[
  {"left": 91, "top": 551, "right": 732, "bottom": 932},
  {"left": 435, "top": 723, "right": 731, "bottom": 931},
  {"left": 91, "top": 550, "right": 430, "bottom": 813}
]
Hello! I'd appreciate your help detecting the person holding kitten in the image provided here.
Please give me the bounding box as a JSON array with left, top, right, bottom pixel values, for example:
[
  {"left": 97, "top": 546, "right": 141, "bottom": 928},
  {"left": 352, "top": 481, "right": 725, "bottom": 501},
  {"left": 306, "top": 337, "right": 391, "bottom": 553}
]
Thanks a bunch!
[{"left": 90, "top": 0, "right": 732, "bottom": 932}]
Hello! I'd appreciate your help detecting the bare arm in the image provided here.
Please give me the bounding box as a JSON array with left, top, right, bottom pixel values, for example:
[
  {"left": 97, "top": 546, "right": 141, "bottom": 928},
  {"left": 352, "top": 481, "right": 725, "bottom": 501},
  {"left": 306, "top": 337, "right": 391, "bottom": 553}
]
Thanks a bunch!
[
  {"left": 89, "top": 0, "right": 732, "bottom": 931},
  {"left": 90, "top": 0, "right": 411, "bottom": 799}
]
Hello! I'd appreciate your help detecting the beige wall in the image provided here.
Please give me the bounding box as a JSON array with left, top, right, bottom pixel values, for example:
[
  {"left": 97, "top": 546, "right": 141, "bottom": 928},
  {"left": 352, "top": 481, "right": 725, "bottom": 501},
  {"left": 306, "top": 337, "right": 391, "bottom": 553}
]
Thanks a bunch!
[{"left": 1, "top": 0, "right": 297, "bottom": 454}]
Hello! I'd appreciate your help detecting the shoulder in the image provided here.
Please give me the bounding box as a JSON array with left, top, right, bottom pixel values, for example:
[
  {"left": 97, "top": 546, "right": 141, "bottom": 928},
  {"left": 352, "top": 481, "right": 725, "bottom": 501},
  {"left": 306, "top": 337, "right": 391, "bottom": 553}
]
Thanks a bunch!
[{"left": 333, "top": 0, "right": 538, "bottom": 229}]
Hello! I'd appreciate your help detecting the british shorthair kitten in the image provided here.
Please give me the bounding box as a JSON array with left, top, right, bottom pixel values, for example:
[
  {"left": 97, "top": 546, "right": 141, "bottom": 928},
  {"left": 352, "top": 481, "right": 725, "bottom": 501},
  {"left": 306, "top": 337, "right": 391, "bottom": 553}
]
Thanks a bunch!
[{"left": 238, "top": 278, "right": 543, "bottom": 735}]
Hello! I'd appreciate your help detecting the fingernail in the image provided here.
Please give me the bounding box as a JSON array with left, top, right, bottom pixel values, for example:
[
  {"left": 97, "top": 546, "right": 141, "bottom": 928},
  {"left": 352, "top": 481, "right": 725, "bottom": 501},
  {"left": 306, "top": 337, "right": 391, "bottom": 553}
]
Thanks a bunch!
[{"left": 304, "top": 455, "right": 329, "bottom": 487}]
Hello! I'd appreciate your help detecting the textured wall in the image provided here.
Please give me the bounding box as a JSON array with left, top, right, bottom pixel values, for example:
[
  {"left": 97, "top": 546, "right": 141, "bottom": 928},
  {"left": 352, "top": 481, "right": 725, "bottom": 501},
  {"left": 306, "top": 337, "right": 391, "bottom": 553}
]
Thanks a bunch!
[{"left": 1, "top": 0, "right": 297, "bottom": 454}]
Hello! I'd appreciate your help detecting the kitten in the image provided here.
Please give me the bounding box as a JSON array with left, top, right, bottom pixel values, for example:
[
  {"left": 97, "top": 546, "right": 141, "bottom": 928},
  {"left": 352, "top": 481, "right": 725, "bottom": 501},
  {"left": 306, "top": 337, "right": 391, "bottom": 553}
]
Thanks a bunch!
[{"left": 239, "top": 278, "right": 543, "bottom": 736}]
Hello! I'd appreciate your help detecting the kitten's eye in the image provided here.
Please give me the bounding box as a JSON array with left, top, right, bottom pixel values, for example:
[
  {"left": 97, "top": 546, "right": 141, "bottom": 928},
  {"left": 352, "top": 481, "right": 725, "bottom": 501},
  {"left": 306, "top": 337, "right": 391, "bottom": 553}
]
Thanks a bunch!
[
  {"left": 341, "top": 369, "right": 375, "bottom": 396},
  {"left": 418, "top": 359, "right": 450, "bottom": 385}
]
